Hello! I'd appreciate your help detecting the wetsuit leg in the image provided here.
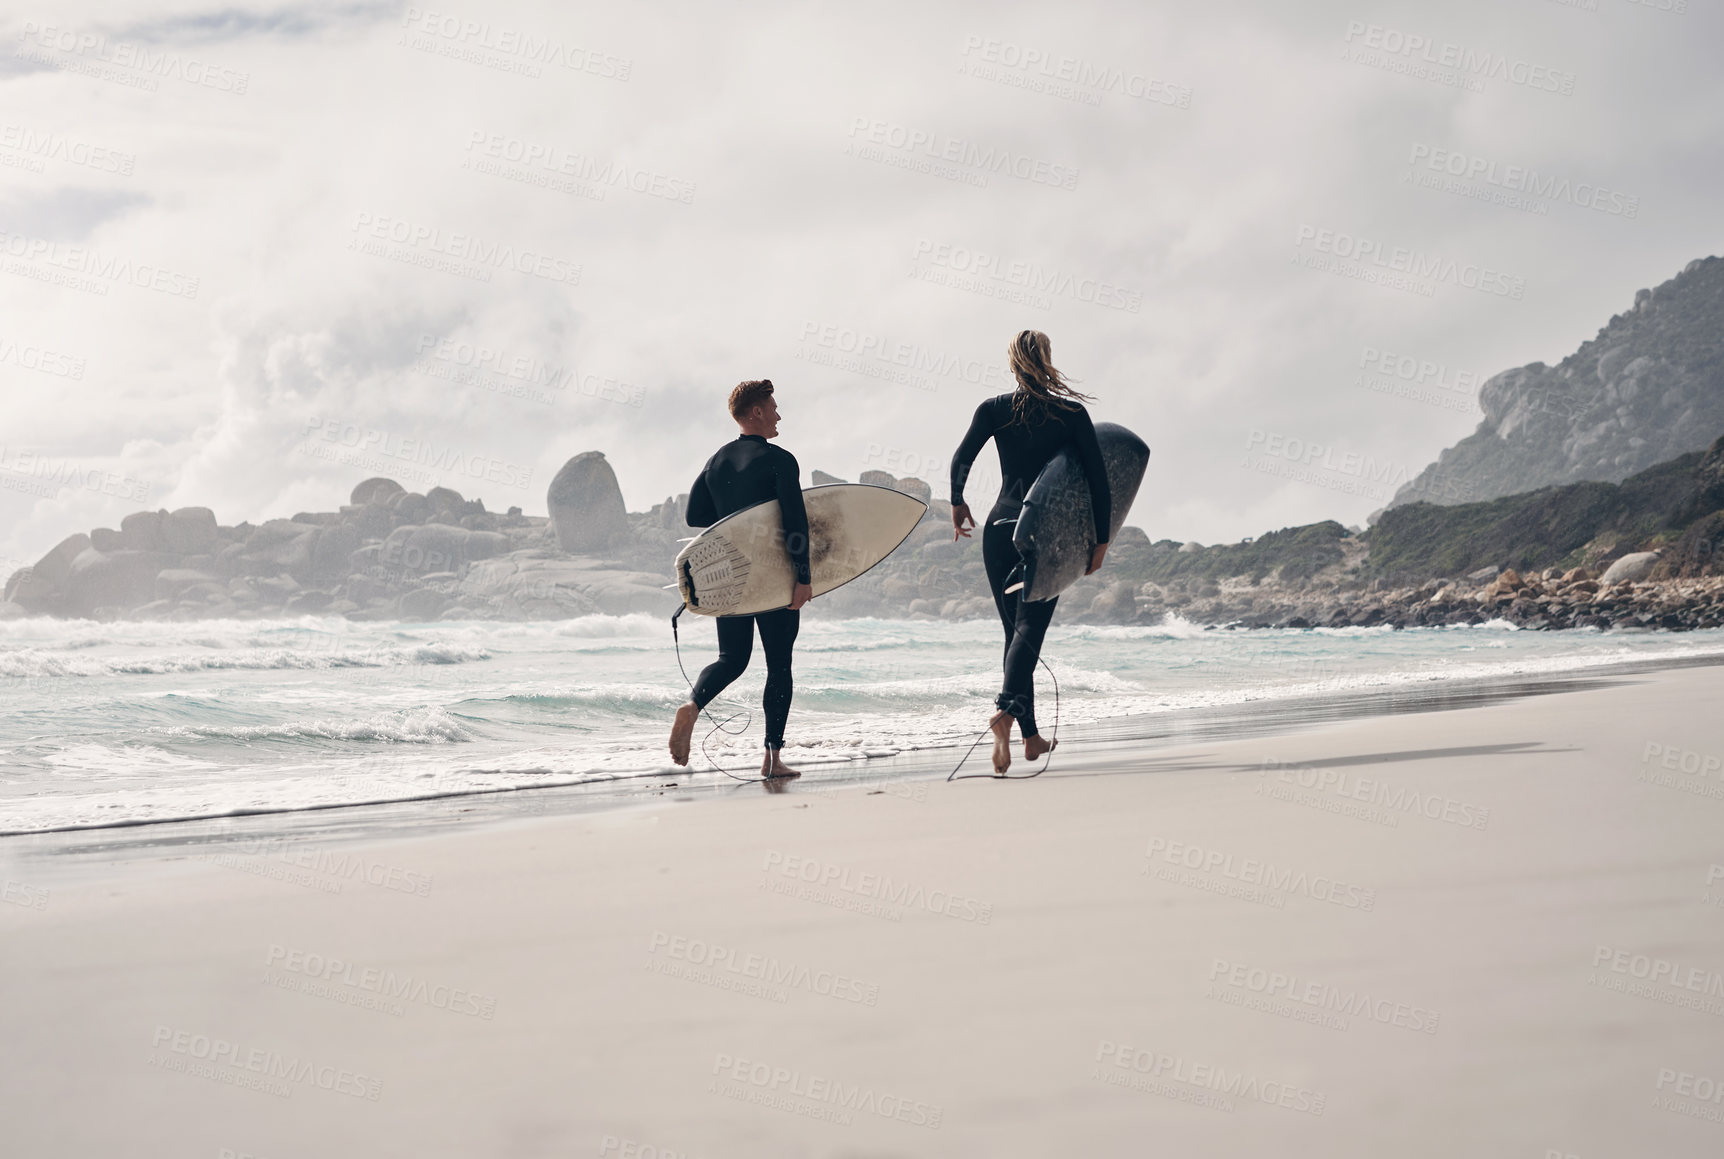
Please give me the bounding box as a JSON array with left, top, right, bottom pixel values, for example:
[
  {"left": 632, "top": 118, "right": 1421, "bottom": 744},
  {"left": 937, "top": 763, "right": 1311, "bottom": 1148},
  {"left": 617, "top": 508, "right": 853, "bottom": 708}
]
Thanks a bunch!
[
  {"left": 982, "top": 520, "right": 1054, "bottom": 738},
  {"left": 999, "top": 595, "right": 1057, "bottom": 737},
  {"left": 690, "top": 614, "right": 754, "bottom": 708},
  {"left": 755, "top": 608, "right": 801, "bottom": 749}
]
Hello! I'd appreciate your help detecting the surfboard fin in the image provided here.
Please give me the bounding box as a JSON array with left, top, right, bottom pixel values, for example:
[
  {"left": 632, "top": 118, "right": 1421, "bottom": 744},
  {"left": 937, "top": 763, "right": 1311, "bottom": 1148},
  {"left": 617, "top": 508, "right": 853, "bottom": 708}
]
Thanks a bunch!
[{"left": 1003, "top": 563, "right": 1026, "bottom": 595}]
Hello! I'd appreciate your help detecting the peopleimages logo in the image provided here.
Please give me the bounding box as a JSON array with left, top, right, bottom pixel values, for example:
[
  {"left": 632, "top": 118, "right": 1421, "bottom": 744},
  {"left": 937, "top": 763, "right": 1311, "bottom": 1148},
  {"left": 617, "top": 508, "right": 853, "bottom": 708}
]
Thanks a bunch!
[
  {"left": 958, "top": 35, "right": 1192, "bottom": 108},
  {"left": 0, "top": 335, "right": 85, "bottom": 380},
  {"left": 911, "top": 238, "right": 1142, "bottom": 312},
  {"left": 149, "top": 1025, "right": 381, "bottom": 1100},
  {"left": 848, "top": 118, "right": 1079, "bottom": 191},
  {"left": 463, "top": 131, "right": 696, "bottom": 203},
  {"left": 710, "top": 1052, "right": 943, "bottom": 1129},
  {"left": 761, "top": 851, "right": 992, "bottom": 923},
  {"left": 347, "top": 212, "right": 581, "bottom": 285},
  {"left": 398, "top": 7, "right": 632, "bottom": 79},
  {"left": 1406, "top": 144, "right": 1639, "bottom": 218},
  {"left": 0, "top": 229, "right": 200, "bottom": 299},
  {"left": 303, "top": 416, "right": 534, "bottom": 491},
  {"left": 1208, "top": 957, "right": 1442, "bottom": 1033},
  {"left": 646, "top": 931, "right": 880, "bottom": 1006},
  {"left": 1294, "top": 224, "right": 1526, "bottom": 299},
  {"left": 0, "top": 123, "right": 135, "bottom": 175},
  {"left": 1340, "top": 21, "right": 1577, "bottom": 95},
  {"left": 264, "top": 945, "right": 497, "bottom": 1019},
  {"left": 798, "top": 321, "right": 1013, "bottom": 392},
  {"left": 16, "top": 20, "right": 251, "bottom": 93},
  {"left": 1144, "top": 838, "right": 1377, "bottom": 910},
  {"left": 1093, "top": 1040, "right": 1327, "bottom": 1115}
]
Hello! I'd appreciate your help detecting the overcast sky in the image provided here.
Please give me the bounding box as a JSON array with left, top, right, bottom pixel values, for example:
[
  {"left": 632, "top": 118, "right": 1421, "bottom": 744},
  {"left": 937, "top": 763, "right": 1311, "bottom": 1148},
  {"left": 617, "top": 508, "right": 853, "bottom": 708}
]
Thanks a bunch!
[{"left": 3, "top": 0, "right": 1721, "bottom": 569}]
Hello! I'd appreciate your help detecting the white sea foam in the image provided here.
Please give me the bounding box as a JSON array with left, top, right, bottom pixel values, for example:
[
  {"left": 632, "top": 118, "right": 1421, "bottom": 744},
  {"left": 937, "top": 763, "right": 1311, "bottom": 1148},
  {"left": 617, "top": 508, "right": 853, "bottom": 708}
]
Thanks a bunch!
[{"left": 4, "top": 614, "right": 1723, "bottom": 833}]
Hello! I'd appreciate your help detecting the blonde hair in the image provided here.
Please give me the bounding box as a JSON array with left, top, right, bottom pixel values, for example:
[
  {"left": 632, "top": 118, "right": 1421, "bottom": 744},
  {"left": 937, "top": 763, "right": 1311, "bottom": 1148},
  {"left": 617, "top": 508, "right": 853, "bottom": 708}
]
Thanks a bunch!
[{"left": 1007, "top": 330, "right": 1090, "bottom": 424}]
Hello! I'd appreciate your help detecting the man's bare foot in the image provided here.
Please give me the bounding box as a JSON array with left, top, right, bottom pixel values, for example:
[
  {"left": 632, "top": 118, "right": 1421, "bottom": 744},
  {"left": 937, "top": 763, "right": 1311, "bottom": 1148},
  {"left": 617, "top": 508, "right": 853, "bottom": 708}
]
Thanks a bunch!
[
  {"left": 1024, "top": 733, "right": 1056, "bottom": 762},
  {"left": 669, "top": 701, "right": 699, "bottom": 766},
  {"left": 761, "top": 749, "right": 801, "bottom": 779},
  {"left": 989, "top": 710, "right": 1014, "bottom": 776}
]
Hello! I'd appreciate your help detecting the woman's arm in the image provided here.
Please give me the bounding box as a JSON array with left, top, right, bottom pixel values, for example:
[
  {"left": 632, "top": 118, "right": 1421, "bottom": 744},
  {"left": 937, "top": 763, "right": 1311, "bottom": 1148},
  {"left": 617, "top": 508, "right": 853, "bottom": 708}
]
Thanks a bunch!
[
  {"left": 1071, "top": 407, "right": 1113, "bottom": 544},
  {"left": 949, "top": 399, "right": 996, "bottom": 509}
]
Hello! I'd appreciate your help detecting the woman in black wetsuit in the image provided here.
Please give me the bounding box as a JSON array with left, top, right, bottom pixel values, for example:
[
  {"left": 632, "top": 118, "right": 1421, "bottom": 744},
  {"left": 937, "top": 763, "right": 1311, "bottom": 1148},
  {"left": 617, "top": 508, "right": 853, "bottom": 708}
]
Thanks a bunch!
[{"left": 950, "top": 330, "right": 1111, "bottom": 774}]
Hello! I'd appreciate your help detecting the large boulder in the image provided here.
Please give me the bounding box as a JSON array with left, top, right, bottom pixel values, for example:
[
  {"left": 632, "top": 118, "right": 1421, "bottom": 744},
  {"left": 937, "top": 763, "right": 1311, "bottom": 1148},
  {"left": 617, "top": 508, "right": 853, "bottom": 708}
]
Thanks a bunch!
[
  {"left": 64, "top": 549, "right": 177, "bottom": 615},
  {"left": 155, "top": 569, "right": 223, "bottom": 601},
  {"left": 425, "top": 486, "right": 466, "bottom": 515},
  {"left": 1088, "top": 581, "right": 1138, "bottom": 621},
  {"left": 310, "top": 524, "right": 361, "bottom": 585},
  {"left": 399, "top": 587, "right": 450, "bottom": 620},
  {"left": 378, "top": 525, "right": 508, "bottom": 579},
  {"left": 237, "top": 519, "right": 320, "bottom": 579},
  {"left": 548, "top": 452, "right": 630, "bottom": 552},
  {"left": 120, "top": 510, "right": 169, "bottom": 552},
  {"left": 337, "top": 503, "right": 394, "bottom": 541},
  {"left": 352, "top": 477, "right": 405, "bottom": 506},
  {"left": 390, "top": 491, "right": 431, "bottom": 524},
  {"left": 5, "top": 533, "right": 91, "bottom": 613},
  {"left": 1600, "top": 551, "right": 1660, "bottom": 585},
  {"left": 162, "top": 507, "right": 220, "bottom": 554}
]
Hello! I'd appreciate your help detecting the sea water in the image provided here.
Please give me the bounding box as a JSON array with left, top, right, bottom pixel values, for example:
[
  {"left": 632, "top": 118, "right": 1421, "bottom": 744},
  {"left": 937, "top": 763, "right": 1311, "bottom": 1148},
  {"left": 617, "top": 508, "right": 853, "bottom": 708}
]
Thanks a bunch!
[{"left": 3, "top": 612, "right": 1722, "bottom": 833}]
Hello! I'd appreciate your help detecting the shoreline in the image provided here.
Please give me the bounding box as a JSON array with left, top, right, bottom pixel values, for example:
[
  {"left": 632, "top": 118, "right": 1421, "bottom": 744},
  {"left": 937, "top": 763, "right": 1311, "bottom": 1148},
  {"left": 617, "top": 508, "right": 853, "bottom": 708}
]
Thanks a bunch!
[{"left": 8, "top": 645, "right": 1721, "bottom": 853}]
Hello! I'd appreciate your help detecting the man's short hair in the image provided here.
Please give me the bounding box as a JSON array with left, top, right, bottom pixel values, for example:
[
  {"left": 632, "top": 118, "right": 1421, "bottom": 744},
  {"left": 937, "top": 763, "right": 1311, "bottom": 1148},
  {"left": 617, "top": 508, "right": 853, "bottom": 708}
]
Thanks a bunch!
[{"left": 728, "top": 379, "right": 774, "bottom": 420}]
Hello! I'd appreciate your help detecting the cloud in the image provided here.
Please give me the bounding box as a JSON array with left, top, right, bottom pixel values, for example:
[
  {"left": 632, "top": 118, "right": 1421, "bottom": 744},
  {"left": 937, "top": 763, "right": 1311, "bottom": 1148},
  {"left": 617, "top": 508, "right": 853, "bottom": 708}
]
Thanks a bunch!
[{"left": 3, "top": 0, "right": 1723, "bottom": 571}]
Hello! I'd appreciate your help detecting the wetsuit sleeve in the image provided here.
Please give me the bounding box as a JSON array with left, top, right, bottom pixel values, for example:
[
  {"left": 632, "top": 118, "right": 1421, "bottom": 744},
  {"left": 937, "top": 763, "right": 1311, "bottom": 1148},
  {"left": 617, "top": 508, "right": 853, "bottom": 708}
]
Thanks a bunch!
[
  {"left": 949, "top": 400, "right": 996, "bottom": 507},
  {"left": 774, "top": 450, "right": 812, "bottom": 585},
  {"left": 1072, "top": 408, "right": 1113, "bottom": 544},
  {"left": 685, "top": 468, "right": 717, "bottom": 528}
]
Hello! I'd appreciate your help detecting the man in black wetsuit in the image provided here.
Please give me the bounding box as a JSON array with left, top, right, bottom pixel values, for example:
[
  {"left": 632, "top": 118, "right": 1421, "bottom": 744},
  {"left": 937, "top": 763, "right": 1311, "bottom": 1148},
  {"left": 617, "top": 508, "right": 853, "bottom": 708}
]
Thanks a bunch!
[{"left": 669, "top": 379, "right": 812, "bottom": 778}]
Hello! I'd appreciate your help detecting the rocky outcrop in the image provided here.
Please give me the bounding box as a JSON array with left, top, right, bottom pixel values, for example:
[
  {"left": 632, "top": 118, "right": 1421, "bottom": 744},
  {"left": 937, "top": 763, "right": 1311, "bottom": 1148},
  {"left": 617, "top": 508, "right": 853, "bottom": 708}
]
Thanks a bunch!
[
  {"left": 1389, "top": 255, "right": 1724, "bottom": 509},
  {"left": 1369, "top": 436, "right": 1724, "bottom": 580},
  {"left": 2, "top": 480, "right": 548, "bottom": 622},
  {"left": 548, "top": 452, "right": 630, "bottom": 552}
]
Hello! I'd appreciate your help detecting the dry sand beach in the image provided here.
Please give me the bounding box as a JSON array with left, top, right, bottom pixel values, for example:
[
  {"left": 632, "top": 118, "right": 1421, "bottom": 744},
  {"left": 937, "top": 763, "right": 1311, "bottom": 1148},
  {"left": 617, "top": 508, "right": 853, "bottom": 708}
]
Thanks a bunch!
[{"left": 5, "top": 663, "right": 1724, "bottom": 1157}]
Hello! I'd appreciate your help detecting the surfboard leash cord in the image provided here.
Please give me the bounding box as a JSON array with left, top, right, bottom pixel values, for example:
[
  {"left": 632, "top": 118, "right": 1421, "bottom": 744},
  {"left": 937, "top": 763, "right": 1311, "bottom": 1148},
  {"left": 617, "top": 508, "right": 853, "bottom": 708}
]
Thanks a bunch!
[
  {"left": 948, "top": 656, "right": 1059, "bottom": 782},
  {"left": 669, "top": 603, "right": 778, "bottom": 784}
]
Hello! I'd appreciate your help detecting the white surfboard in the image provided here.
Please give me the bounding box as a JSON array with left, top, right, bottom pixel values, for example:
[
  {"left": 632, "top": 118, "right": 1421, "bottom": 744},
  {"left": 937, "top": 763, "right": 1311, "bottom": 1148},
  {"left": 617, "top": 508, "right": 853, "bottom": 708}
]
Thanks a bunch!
[{"left": 675, "top": 484, "right": 927, "bottom": 616}]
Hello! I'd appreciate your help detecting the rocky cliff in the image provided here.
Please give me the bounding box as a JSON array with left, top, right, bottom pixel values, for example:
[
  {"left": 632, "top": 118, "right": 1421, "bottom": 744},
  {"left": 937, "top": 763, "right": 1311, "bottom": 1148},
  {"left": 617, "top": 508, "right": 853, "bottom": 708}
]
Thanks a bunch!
[{"left": 1388, "top": 255, "right": 1724, "bottom": 509}]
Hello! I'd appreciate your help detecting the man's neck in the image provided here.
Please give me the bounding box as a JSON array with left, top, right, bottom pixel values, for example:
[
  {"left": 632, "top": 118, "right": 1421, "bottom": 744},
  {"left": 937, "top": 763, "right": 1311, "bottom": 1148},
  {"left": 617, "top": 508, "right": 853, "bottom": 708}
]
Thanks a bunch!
[{"left": 735, "top": 427, "right": 771, "bottom": 440}]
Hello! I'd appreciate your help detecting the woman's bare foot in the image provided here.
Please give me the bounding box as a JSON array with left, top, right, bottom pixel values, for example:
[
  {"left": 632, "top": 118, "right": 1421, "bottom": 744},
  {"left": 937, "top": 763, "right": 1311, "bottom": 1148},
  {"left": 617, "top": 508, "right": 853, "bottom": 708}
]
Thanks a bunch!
[
  {"left": 989, "top": 710, "right": 1015, "bottom": 776},
  {"left": 761, "top": 749, "right": 801, "bottom": 779},
  {"left": 669, "top": 701, "right": 699, "bottom": 766},
  {"left": 1024, "top": 733, "right": 1056, "bottom": 762}
]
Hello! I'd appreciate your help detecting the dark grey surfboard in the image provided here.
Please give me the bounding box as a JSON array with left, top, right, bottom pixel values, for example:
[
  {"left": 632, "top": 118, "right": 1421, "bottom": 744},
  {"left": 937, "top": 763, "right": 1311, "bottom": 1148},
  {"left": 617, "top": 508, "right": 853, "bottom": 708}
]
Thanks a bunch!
[{"left": 1011, "top": 422, "right": 1149, "bottom": 603}]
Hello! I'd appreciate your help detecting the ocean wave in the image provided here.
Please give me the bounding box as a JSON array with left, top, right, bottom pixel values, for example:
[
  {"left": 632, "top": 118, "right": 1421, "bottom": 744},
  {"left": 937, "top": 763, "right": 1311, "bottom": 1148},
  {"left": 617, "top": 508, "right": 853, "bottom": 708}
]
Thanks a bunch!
[
  {"left": 0, "top": 643, "right": 491, "bottom": 677},
  {"left": 147, "top": 706, "right": 474, "bottom": 744},
  {"left": 1063, "top": 614, "right": 1210, "bottom": 641}
]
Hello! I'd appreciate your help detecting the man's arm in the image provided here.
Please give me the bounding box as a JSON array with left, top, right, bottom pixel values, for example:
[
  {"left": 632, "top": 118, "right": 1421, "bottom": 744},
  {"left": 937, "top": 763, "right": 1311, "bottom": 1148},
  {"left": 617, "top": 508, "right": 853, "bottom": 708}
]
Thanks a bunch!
[
  {"left": 773, "top": 449, "right": 813, "bottom": 588},
  {"left": 685, "top": 468, "right": 717, "bottom": 528}
]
